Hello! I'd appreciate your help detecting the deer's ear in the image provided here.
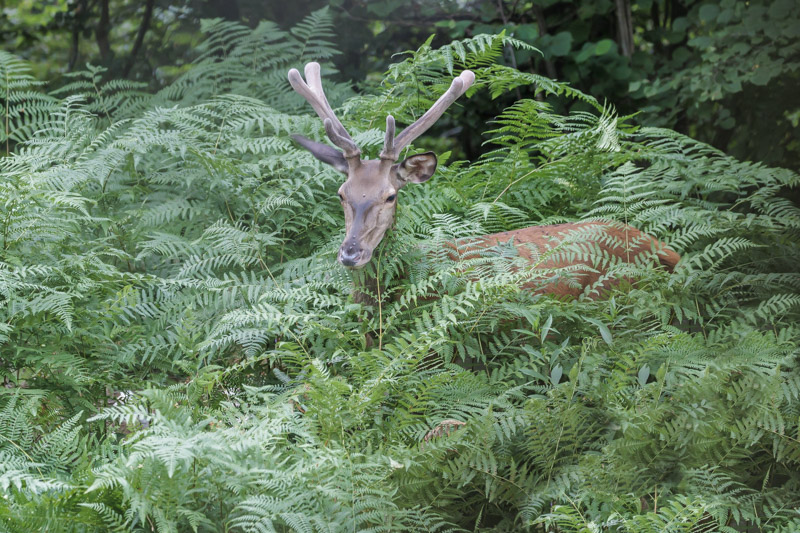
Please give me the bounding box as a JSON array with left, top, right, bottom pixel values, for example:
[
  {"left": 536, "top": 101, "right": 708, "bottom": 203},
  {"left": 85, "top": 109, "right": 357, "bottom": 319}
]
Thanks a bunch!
[
  {"left": 394, "top": 152, "right": 437, "bottom": 186},
  {"left": 291, "top": 134, "right": 348, "bottom": 174}
]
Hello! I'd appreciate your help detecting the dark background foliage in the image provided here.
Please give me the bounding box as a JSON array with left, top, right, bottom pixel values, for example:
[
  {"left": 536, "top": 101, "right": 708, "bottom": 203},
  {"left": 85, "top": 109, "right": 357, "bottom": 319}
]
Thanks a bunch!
[{"left": 3, "top": 0, "right": 799, "bottom": 167}]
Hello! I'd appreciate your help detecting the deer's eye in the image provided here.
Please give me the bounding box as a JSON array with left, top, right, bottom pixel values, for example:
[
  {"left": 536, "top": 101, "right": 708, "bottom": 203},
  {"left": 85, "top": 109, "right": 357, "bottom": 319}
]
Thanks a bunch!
[{"left": 386, "top": 194, "right": 396, "bottom": 203}]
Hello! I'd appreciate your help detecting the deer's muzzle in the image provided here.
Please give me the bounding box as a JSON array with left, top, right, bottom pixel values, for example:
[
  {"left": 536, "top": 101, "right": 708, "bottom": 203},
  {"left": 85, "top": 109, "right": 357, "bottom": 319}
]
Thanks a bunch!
[{"left": 338, "top": 240, "right": 370, "bottom": 268}]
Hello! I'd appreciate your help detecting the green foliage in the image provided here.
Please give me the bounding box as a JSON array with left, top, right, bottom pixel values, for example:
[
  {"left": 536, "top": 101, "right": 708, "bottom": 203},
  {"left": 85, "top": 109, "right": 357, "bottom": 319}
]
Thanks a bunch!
[
  {"left": 349, "top": 0, "right": 800, "bottom": 168},
  {"left": 5, "top": 1, "right": 798, "bottom": 168},
  {"left": 1, "top": 12, "right": 799, "bottom": 532},
  {"left": 626, "top": 0, "right": 800, "bottom": 168}
]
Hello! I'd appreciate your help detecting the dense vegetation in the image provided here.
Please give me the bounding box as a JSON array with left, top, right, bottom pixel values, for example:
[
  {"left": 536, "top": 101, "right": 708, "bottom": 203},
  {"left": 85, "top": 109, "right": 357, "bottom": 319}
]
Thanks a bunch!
[
  {"left": 2, "top": 8, "right": 800, "bottom": 533},
  {"left": 4, "top": 0, "right": 799, "bottom": 169}
]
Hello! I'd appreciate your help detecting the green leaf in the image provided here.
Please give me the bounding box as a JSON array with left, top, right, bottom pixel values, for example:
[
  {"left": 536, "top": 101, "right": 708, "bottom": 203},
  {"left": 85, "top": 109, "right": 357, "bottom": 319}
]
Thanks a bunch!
[
  {"left": 584, "top": 317, "right": 614, "bottom": 346},
  {"left": 540, "top": 314, "right": 553, "bottom": 343},
  {"left": 769, "top": 0, "right": 794, "bottom": 20},
  {"left": 699, "top": 4, "right": 720, "bottom": 22},
  {"left": 549, "top": 31, "right": 573, "bottom": 57},
  {"left": 729, "top": 42, "right": 751, "bottom": 55},
  {"left": 750, "top": 60, "right": 783, "bottom": 86},
  {"left": 516, "top": 23, "right": 538, "bottom": 42},
  {"left": 550, "top": 365, "right": 563, "bottom": 386},
  {"left": 575, "top": 43, "right": 595, "bottom": 63},
  {"left": 568, "top": 363, "right": 580, "bottom": 382},
  {"left": 637, "top": 365, "right": 650, "bottom": 387},
  {"left": 688, "top": 36, "right": 712, "bottom": 49},
  {"left": 594, "top": 39, "right": 615, "bottom": 56},
  {"left": 672, "top": 17, "right": 689, "bottom": 32},
  {"left": 656, "top": 364, "right": 668, "bottom": 383}
]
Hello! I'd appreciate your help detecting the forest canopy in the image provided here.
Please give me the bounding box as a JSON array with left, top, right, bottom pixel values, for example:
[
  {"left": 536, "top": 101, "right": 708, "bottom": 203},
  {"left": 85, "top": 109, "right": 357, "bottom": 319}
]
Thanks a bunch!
[{"left": 1, "top": 2, "right": 799, "bottom": 532}]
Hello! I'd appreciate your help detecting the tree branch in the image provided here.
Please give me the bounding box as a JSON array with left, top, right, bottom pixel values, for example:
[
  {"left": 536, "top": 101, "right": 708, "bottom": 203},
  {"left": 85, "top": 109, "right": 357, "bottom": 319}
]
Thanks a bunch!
[
  {"left": 123, "top": 0, "right": 155, "bottom": 77},
  {"left": 532, "top": 4, "right": 558, "bottom": 80}
]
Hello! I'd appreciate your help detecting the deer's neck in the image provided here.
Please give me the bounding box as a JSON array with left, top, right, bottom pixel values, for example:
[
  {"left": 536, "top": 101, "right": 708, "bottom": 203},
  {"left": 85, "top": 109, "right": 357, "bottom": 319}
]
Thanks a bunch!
[{"left": 352, "top": 271, "right": 379, "bottom": 310}]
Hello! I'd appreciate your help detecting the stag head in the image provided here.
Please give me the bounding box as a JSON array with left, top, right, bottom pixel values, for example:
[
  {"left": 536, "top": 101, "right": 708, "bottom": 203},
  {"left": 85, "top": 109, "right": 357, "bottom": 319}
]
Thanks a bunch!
[{"left": 289, "top": 62, "right": 474, "bottom": 268}]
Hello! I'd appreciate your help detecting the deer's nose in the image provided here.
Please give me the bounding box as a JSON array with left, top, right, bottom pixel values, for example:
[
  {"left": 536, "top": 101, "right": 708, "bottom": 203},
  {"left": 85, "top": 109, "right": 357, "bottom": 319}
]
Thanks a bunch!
[{"left": 339, "top": 243, "right": 362, "bottom": 267}]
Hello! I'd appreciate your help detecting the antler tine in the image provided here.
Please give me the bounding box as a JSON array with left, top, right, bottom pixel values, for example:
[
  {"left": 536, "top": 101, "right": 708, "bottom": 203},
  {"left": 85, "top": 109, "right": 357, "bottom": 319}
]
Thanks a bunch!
[
  {"left": 288, "top": 62, "right": 361, "bottom": 159},
  {"left": 382, "top": 115, "right": 396, "bottom": 159},
  {"left": 381, "top": 70, "right": 475, "bottom": 161}
]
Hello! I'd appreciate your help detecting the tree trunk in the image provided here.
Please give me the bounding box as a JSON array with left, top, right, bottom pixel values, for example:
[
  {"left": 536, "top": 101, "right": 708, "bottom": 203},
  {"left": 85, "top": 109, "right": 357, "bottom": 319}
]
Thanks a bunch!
[
  {"left": 496, "top": 0, "right": 522, "bottom": 100},
  {"left": 68, "top": 0, "right": 88, "bottom": 71},
  {"left": 123, "top": 0, "right": 155, "bottom": 78},
  {"left": 615, "top": 0, "right": 634, "bottom": 58},
  {"left": 96, "top": 0, "right": 113, "bottom": 63}
]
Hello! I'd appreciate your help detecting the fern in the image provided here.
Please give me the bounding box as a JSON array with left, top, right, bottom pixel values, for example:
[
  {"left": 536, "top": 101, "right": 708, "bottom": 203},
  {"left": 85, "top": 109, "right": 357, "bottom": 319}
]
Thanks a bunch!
[{"left": 0, "top": 15, "right": 798, "bottom": 533}]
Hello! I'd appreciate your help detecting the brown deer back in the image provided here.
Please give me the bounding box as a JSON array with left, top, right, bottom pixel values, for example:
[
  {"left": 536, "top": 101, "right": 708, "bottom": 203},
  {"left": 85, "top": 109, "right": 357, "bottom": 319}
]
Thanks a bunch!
[{"left": 455, "top": 221, "right": 680, "bottom": 298}]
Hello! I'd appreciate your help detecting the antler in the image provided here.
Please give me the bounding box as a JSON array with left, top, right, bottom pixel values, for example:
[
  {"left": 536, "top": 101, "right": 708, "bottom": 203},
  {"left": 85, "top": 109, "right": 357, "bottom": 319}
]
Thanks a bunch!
[
  {"left": 288, "top": 62, "right": 361, "bottom": 160},
  {"left": 380, "top": 70, "right": 475, "bottom": 161}
]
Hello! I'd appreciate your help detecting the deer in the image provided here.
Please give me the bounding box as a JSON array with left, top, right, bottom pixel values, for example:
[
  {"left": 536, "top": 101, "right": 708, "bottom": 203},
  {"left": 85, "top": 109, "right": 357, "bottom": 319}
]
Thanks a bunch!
[{"left": 288, "top": 62, "right": 680, "bottom": 301}]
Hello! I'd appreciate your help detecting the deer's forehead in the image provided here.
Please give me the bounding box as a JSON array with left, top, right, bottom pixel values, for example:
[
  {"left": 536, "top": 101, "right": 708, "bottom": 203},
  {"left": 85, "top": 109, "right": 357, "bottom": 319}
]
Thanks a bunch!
[{"left": 340, "top": 165, "right": 395, "bottom": 198}]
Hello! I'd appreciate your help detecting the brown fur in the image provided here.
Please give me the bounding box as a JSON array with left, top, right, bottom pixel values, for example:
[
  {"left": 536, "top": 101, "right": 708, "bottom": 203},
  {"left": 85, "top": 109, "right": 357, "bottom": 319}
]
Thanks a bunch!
[
  {"left": 455, "top": 221, "right": 680, "bottom": 298},
  {"left": 354, "top": 221, "right": 679, "bottom": 307}
]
